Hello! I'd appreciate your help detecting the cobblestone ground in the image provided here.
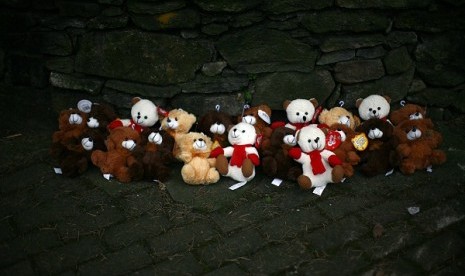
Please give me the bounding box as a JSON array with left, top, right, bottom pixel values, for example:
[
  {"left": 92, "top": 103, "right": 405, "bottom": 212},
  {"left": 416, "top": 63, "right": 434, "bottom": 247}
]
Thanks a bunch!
[{"left": 1, "top": 85, "right": 465, "bottom": 275}]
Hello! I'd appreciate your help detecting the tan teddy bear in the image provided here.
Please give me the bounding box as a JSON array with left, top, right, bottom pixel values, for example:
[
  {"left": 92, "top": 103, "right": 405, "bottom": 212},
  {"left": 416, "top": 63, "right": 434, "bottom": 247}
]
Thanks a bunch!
[
  {"left": 177, "top": 132, "right": 220, "bottom": 185},
  {"left": 161, "top": 108, "right": 197, "bottom": 159},
  {"left": 318, "top": 106, "right": 361, "bottom": 130}
]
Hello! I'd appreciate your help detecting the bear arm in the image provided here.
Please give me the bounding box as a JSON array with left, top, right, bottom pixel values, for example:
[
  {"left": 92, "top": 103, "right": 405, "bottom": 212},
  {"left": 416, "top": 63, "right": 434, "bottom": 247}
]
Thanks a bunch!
[
  {"left": 247, "top": 153, "right": 260, "bottom": 166},
  {"left": 178, "top": 151, "right": 193, "bottom": 163},
  {"left": 397, "top": 144, "right": 411, "bottom": 157},
  {"left": 288, "top": 147, "right": 302, "bottom": 160},
  {"left": 209, "top": 147, "right": 224, "bottom": 158}
]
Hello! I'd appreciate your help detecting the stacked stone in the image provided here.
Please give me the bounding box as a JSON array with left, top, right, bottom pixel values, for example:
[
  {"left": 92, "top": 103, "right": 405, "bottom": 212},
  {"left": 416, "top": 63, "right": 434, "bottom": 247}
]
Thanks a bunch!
[{"left": 1, "top": 0, "right": 464, "bottom": 119}]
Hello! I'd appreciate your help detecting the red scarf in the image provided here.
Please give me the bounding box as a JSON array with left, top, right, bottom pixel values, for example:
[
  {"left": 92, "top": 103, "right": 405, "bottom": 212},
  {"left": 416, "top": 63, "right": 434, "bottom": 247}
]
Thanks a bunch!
[
  {"left": 230, "top": 144, "right": 252, "bottom": 167},
  {"left": 129, "top": 119, "right": 144, "bottom": 133},
  {"left": 291, "top": 122, "right": 309, "bottom": 130},
  {"left": 308, "top": 150, "right": 325, "bottom": 175}
]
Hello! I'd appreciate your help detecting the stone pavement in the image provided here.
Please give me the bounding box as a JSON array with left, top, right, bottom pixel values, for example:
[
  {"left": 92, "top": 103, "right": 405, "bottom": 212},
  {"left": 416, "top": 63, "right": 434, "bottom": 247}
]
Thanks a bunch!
[{"left": 1, "top": 85, "right": 465, "bottom": 275}]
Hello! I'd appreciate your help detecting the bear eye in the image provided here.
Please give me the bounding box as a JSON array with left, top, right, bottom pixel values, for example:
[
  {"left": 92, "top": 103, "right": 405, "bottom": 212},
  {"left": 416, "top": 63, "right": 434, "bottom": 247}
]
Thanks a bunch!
[
  {"left": 242, "top": 130, "right": 245, "bottom": 133},
  {"left": 125, "top": 137, "right": 129, "bottom": 141},
  {"left": 144, "top": 116, "right": 148, "bottom": 119},
  {"left": 193, "top": 139, "right": 197, "bottom": 142},
  {"left": 305, "top": 112, "right": 308, "bottom": 115},
  {"left": 137, "top": 112, "right": 140, "bottom": 115},
  {"left": 377, "top": 107, "right": 381, "bottom": 110},
  {"left": 296, "top": 112, "right": 300, "bottom": 116},
  {"left": 175, "top": 117, "right": 178, "bottom": 121},
  {"left": 405, "top": 129, "right": 409, "bottom": 133},
  {"left": 369, "top": 108, "right": 373, "bottom": 111},
  {"left": 308, "top": 139, "right": 311, "bottom": 143}
]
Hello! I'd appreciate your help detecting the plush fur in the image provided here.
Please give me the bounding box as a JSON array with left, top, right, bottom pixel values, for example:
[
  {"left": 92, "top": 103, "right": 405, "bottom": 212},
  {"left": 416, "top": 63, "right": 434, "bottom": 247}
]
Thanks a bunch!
[
  {"left": 177, "top": 132, "right": 220, "bottom": 185},
  {"left": 288, "top": 125, "right": 344, "bottom": 189},
  {"left": 108, "top": 97, "right": 160, "bottom": 133},
  {"left": 161, "top": 108, "right": 197, "bottom": 159},
  {"left": 393, "top": 119, "right": 446, "bottom": 174},
  {"left": 91, "top": 127, "right": 144, "bottom": 183},
  {"left": 197, "top": 109, "right": 235, "bottom": 148},
  {"left": 261, "top": 126, "right": 302, "bottom": 181},
  {"left": 390, "top": 103, "right": 433, "bottom": 127},
  {"left": 356, "top": 118, "right": 397, "bottom": 176},
  {"left": 356, "top": 94, "right": 391, "bottom": 121},
  {"left": 210, "top": 122, "right": 260, "bottom": 182},
  {"left": 239, "top": 104, "right": 273, "bottom": 150},
  {"left": 318, "top": 106, "right": 361, "bottom": 130},
  {"left": 328, "top": 123, "right": 361, "bottom": 178}
]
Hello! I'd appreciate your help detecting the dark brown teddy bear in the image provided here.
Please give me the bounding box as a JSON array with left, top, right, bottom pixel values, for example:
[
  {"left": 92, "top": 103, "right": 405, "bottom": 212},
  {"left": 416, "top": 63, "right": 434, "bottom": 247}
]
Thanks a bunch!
[
  {"left": 260, "top": 126, "right": 302, "bottom": 181},
  {"left": 356, "top": 118, "right": 397, "bottom": 177},
  {"left": 238, "top": 104, "right": 273, "bottom": 150},
  {"left": 91, "top": 127, "right": 144, "bottom": 183},
  {"left": 328, "top": 123, "right": 361, "bottom": 178},
  {"left": 197, "top": 109, "right": 235, "bottom": 148},
  {"left": 393, "top": 119, "right": 446, "bottom": 175}
]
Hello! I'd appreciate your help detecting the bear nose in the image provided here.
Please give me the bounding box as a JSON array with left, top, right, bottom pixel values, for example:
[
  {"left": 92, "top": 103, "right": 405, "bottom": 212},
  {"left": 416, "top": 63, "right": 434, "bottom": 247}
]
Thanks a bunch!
[
  {"left": 372, "top": 110, "right": 377, "bottom": 114},
  {"left": 198, "top": 138, "right": 204, "bottom": 142},
  {"left": 314, "top": 137, "right": 320, "bottom": 142},
  {"left": 89, "top": 138, "right": 93, "bottom": 142},
  {"left": 415, "top": 112, "right": 419, "bottom": 116},
  {"left": 412, "top": 127, "right": 417, "bottom": 132},
  {"left": 167, "top": 118, "right": 171, "bottom": 122},
  {"left": 303, "top": 116, "right": 307, "bottom": 121}
]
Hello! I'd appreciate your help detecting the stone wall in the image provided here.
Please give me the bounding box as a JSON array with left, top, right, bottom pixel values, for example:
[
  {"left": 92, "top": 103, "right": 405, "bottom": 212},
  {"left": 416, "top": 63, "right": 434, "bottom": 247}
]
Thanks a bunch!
[{"left": 1, "top": 0, "right": 465, "bottom": 118}]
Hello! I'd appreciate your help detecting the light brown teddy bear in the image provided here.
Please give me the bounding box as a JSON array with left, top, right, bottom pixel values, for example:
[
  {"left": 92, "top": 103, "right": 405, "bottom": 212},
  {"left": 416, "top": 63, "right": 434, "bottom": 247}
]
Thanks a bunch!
[
  {"left": 161, "top": 108, "right": 197, "bottom": 159},
  {"left": 91, "top": 127, "right": 143, "bottom": 183},
  {"left": 318, "top": 106, "right": 361, "bottom": 130},
  {"left": 177, "top": 132, "right": 220, "bottom": 185},
  {"left": 393, "top": 119, "right": 446, "bottom": 175}
]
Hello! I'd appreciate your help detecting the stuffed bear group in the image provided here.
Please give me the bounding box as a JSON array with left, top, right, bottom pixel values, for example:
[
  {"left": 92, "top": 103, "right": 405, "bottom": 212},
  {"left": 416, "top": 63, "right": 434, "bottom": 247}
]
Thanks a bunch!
[{"left": 50, "top": 94, "right": 446, "bottom": 191}]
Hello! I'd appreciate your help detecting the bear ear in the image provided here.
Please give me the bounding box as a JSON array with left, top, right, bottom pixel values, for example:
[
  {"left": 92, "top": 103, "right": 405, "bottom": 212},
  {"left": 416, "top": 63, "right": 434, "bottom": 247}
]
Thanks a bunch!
[
  {"left": 353, "top": 115, "right": 361, "bottom": 128},
  {"left": 310, "top": 98, "right": 318, "bottom": 108},
  {"left": 283, "top": 100, "right": 291, "bottom": 110},
  {"left": 356, "top": 98, "right": 364, "bottom": 108},
  {"left": 318, "top": 109, "right": 328, "bottom": 123},
  {"left": 228, "top": 124, "right": 234, "bottom": 132},
  {"left": 131, "top": 97, "right": 142, "bottom": 105},
  {"left": 295, "top": 129, "right": 301, "bottom": 141},
  {"left": 383, "top": 95, "right": 392, "bottom": 104}
]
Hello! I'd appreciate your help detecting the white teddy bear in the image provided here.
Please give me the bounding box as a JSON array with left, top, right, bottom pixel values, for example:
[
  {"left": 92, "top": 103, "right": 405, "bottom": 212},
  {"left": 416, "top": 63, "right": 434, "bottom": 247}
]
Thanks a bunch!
[
  {"left": 288, "top": 125, "right": 344, "bottom": 190},
  {"left": 210, "top": 122, "right": 260, "bottom": 183}
]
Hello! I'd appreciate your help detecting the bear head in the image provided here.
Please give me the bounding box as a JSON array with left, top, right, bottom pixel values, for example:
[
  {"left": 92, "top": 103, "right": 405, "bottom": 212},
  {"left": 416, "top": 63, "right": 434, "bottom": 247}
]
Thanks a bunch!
[
  {"left": 393, "top": 119, "right": 431, "bottom": 144},
  {"left": 130, "top": 97, "right": 159, "bottom": 128},
  {"left": 161, "top": 108, "right": 197, "bottom": 134},
  {"left": 240, "top": 104, "right": 272, "bottom": 127},
  {"left": 356, "top": 118, "right": 393, "bottom": 142},
  {"left": 318, "top": 106, "right": 361, "bottom": 130},
  {"left": 389, "top": 103, "right": 433, "bottom": 127},
  {"left": 178, "top": 132, "right": 213, "bottom": 159},
  {"left": 228, "top": 122, "right": 257, "bottom": 146},
  {"left": 283, "top": 98, "right": 318, "bottom": 125},
  {"left": 296, "top": 125, "right": 326, "bottom": 152},
  {"left": 356, "top": 94, "right": 391, "bottom": 121},
  {"left": 106, "top": 127, "right": 141, "bottom": 155}
]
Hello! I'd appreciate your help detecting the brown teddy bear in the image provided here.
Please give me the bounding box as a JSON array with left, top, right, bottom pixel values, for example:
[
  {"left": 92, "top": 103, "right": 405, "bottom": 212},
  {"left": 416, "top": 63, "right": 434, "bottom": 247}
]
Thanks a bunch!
[
  {"left": 327, "top": 123, "right": 361, "bottom": 178},
  {"left": 389, "top": 103, "right": 433, "bottom": 127},
  {"left": 318, "top": 106, "right": 361, "bottom": 130},
  {"left": 91, "top": 127, "right": 144, "bottom": 183},
  {"left": 197, "top": 108, "right": 235, "bottom": 148},
  {"left": 177, "top": 132, "right": 220, "bottom": 185},
  {"left": 393, "top": 119, "right": 446, "bottom": 175},
  {"left": 260, "top": 126, "right": 302, "bottom": 181},
  {"left": 355, "top": 118, "right": 397, "bottom": 177},
  {"left": 238, "top": 104, "right": 273, "bottom": 141},
  {"left": 161, "top": 108, "right": 197, "bottom": 159}
]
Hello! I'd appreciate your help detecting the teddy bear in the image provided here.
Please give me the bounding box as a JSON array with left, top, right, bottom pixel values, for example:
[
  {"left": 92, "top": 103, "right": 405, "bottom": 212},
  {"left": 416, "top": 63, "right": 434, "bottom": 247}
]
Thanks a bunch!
[
  {"left": 238, "top": 104, "right": 273, "bottom": 149},
  {"left": 197, "top": 106, "right": 235, "bottom": 149},
  {"left": 260, "top": 126, "right": 302, "bottom": 181},
  {"left": 318, "top": 106, "right": 361, "bottom": 130},
  {"left": 91, "top": 127, "right": 144, "bottom": 183},
  {"left": 326, "top": 123, "right": 361, "bottom": 178},
  {"left": 271, "top": 98, "right": 319, "bottom": 147},
  {"left": 210, "top": 122, "right": 260, "bottom": 183},
  {"left": 177, "top": 132, "right": 220, "bottom": 185},
  {"left": 356, "top": 94, "right": 391, "bottom": 121},
  {"left": 50, "top": 105, "right": 101, "bottom": 177},
  {"left": 389, "top": 103, "right": 434, "bottom": 127},
  {"left": 161, "top": 108, "right": 197, "bottom": 159},
  {"left": 392, "top": 118, "right": 446, "bottom": 175},
  {"left": 108, "top": 97, "right": 164, "bottom": 133},
  {"left": 288, "top": 125, "right": 344, "bottom": 190},
  {"left": 355, "top": 118, "right": 398, "bottom": 176}
]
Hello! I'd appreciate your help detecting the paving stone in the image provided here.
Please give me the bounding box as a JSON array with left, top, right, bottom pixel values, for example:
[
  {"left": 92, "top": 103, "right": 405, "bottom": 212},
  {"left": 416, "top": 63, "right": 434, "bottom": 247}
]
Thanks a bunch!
[
  {"left": 34, "top": 236, "right": 103, "bottom": 274},
  {"left": 240, "top": 241, "right": 312, "bottom": 274},
  {"left": 196, "top": 228, "right": 267, "bottom": 267},
  {"left": 0, "top": 219, "right": 15, "bottom": 242},
  {"left": 0, "top": 259, "right": 35, "bottom": 276},
  {"left": 357, "top": 223, "right": 422, "bottom": 260},
  {"left": 203, "top": 263, "right": 245, "bottom": 276},
  {"left": 316, "top": 194, "right": 378, "bottom": 220},
  {"left": 0, "top": 239, "right": 27, "bottom": 267},
  {"left": 360, "top": 258, "right": 422, "bottom": 276},
  {"left": 413, "top": 199, "right": 465, "bottom": 233},
  {"left": 0, "top": 163, "right": 53, "bottom": 194},
  {"left": 119, "top": 187, "right": 164, "bottom": 217},
  {"left": 33, "top": 176, "right": 93, "bottom": 203},
  {"left": 136, "top": 253, "right": 203, "bottom": 275},
  {"left": 148, "top": 220, "right": 218, "bottom": 258},
  {"left": 358, "top": 199, "right": 414, "bottom": 225},
  {"left": 104, "top": 213, "right": 171, "bottom": 250},
  {"left": 406, "top": 232, "right": 465, "bottom": 272},
  {"left": 211, "top": 199, "right": 280, "bottom": 233},
  {"left": 18, "top": 229, "right": 62, "bottom": 255},
  {"left": 259, "top": 207, "right": 327, "bottom": 241},
  {"left": 397, "top": 180, "right": 459, "bottom": 205},
  {"left": 57, "top": 205, "right": 125, "bottom": 240},
  {"left": 303, "top": 216, "right": 369, "bottom": 251},
  {"left": 298, "top": 247, "right": 370, "bottom": 275},
  {"left": 78, "top": 243, "right": 153, "bottom": 275},
  {"left": 275, "top": 187, "right": 321, "bottom": 210},
  {"left": 0, "top": 188, "right": 36, "bottom": 219}
]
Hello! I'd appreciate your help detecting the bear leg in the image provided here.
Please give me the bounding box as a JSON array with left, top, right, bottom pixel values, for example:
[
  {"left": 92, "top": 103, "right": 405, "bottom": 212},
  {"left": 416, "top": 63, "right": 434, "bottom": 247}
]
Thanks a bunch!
[
  {"left": 297, "top": 175, "right": 312, "bottom": 190},
  {"left": 181, "top": 164, "right": 196, "bottom": 184},
  {"left": 205, "top": 168, "right": 220, "bottom": 184},
  {"left": 215, "top": 154, "right": 229, "bottom": 175},
  {"left": 331, "top": 165, "right": 345, "bottom": 183},
  {"left": 241, "top": 159, "right": 254, "bottom": 178},
  {"left": 261, "top": 156, "right": 277, "bottom": 177}
]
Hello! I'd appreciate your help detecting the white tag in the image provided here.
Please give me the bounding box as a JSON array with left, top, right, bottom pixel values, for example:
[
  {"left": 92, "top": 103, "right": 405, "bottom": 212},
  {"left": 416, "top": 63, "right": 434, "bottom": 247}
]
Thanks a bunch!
[
  {"left": 407, "top": 206, "right": 420, "bottom": 215},
  {"left": 385, "top": 169, "right": 394, "bottom": 176},
  {"left": 54, "top": 167, "right": 63, "bottom": 174},
  {"left": 313, "top": 185, "right": 326, "bottom": 196},
  {"left": 271, "top": 178, "right": 283, "bottom": 186},
  {"left": 229, "top": 181, "right": 248, "bottom": 190},
  {"left": 258, "top": 110, "right": 271, "bottom": 124},
  {"left": 103, "top": 174, "right": 112, "bottom": 180},
  {"left": 426, "top": 165, "right": 433, "bottom": 173},
  {"left": 77, "top": 99, "right": 93, "bottom": 113}
]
